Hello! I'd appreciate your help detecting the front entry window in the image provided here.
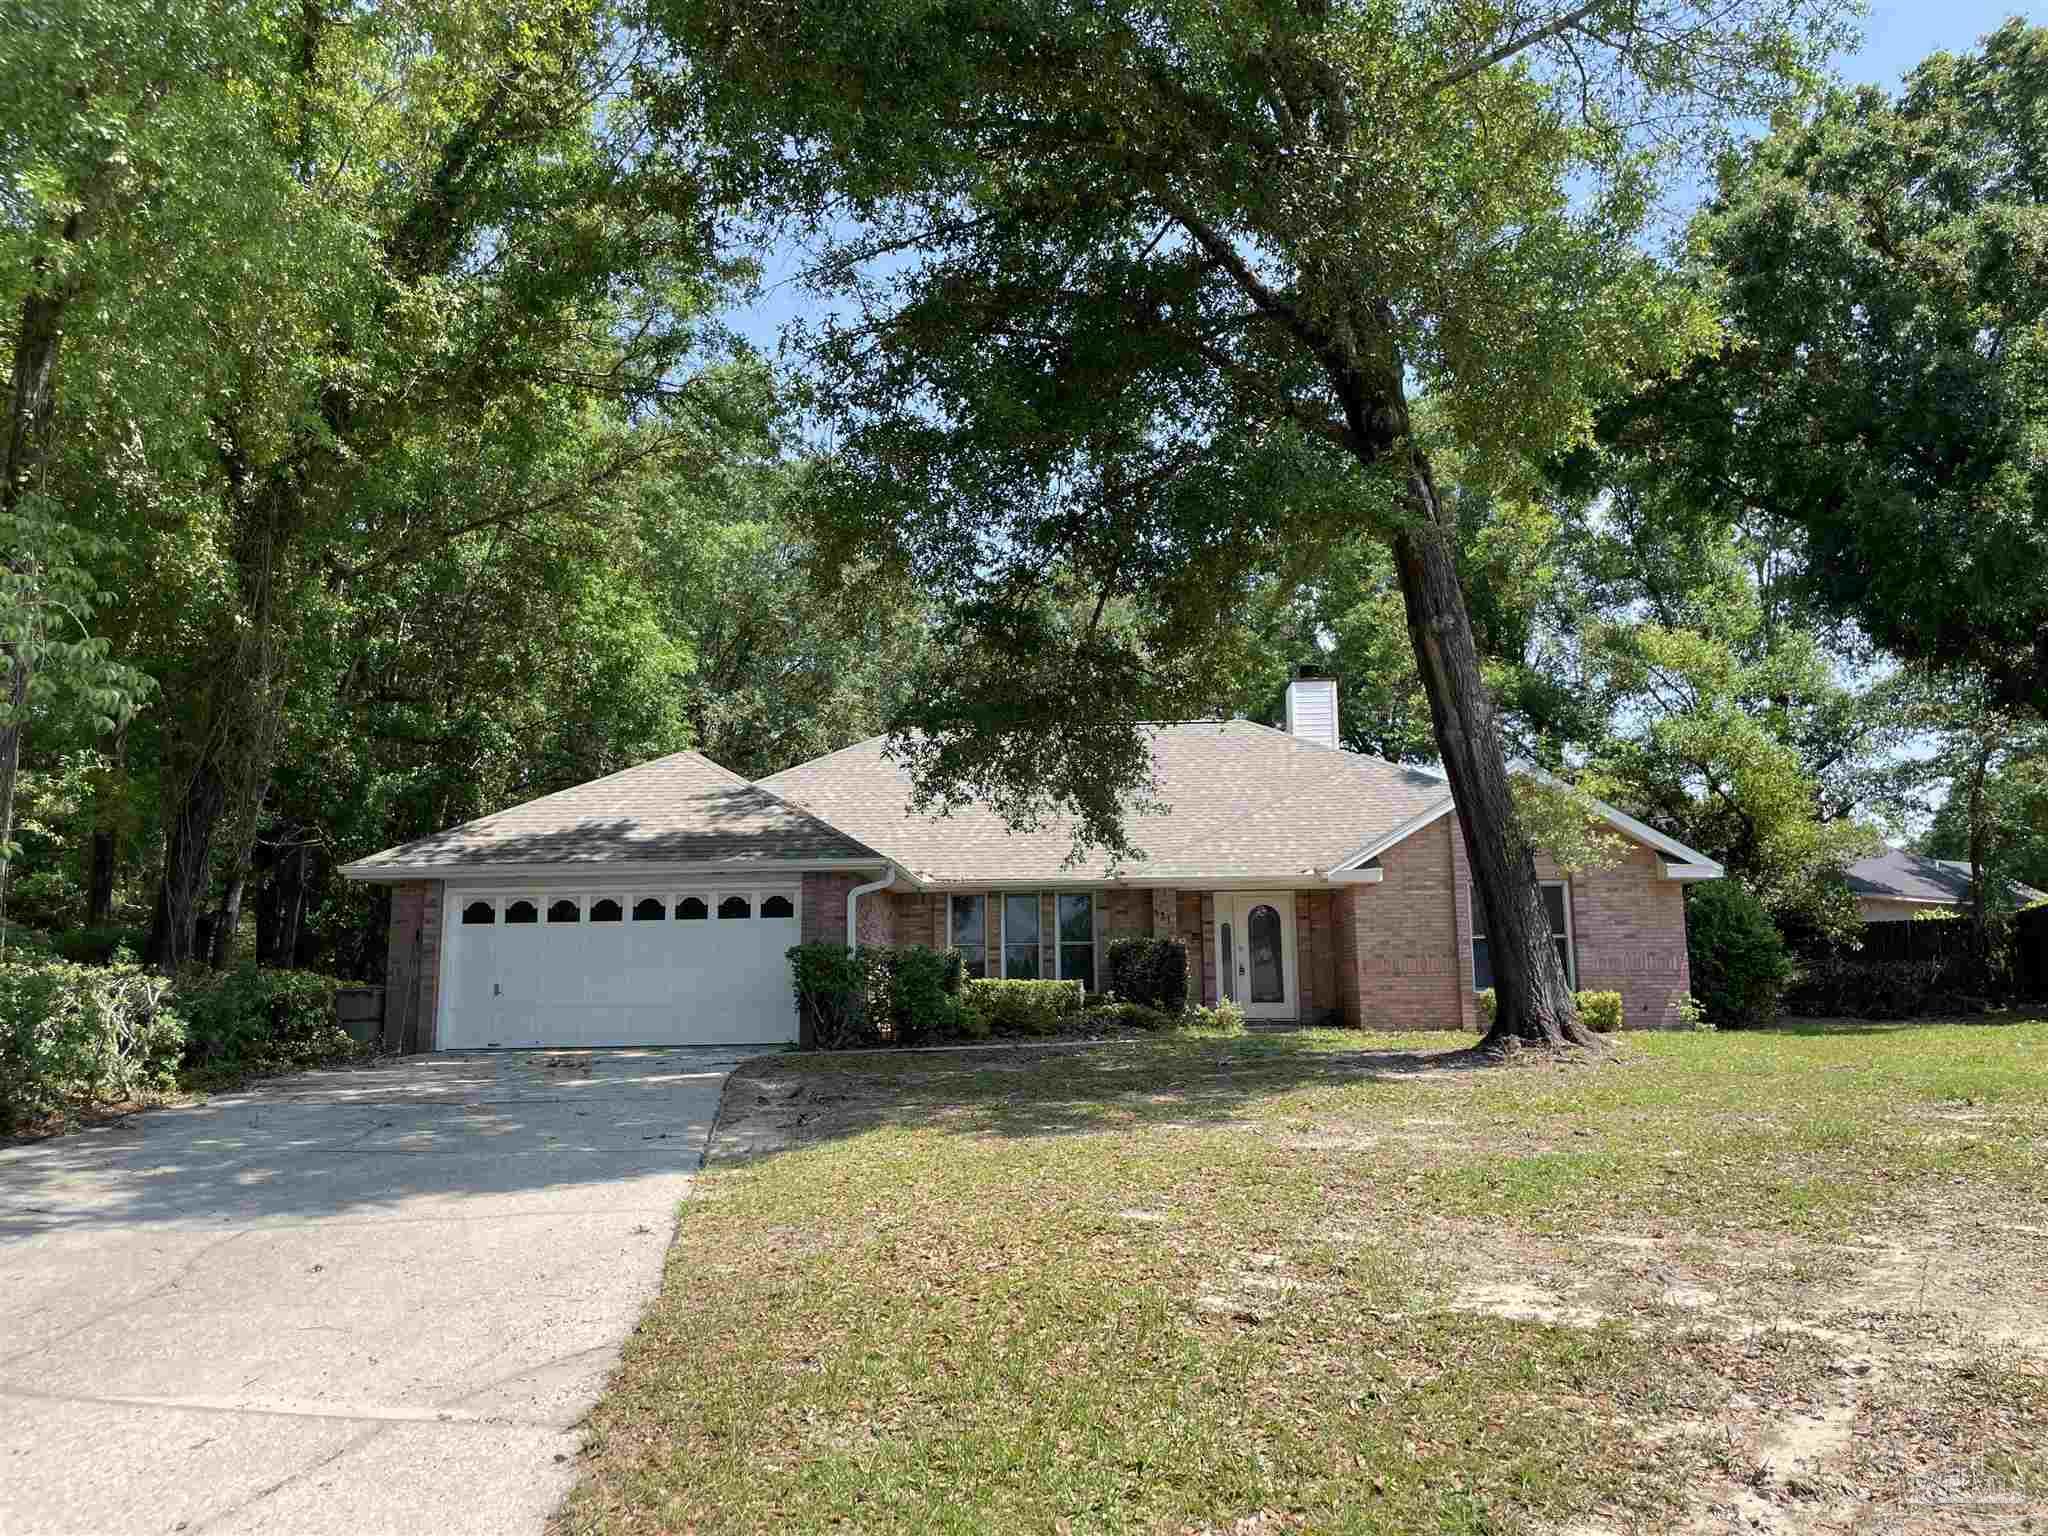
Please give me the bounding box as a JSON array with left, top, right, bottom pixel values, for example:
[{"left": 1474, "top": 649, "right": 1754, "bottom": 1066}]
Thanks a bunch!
[
  {"left": 1219, "top": 920, "right": 1236, "bottom": 1002},
  {"left": 1247, "top": 903, "right": 1284, "bottom": 1004}
]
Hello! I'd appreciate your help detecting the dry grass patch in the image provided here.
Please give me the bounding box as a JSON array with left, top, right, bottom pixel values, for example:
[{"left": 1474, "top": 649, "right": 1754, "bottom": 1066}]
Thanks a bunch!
[{"left": 557, "top": 1023, "right": 2048, "bottom": 1535}]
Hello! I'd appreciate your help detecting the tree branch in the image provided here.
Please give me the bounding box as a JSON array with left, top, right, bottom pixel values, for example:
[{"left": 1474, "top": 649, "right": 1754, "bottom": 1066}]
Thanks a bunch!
[{"left": 1419, "top": 1, "right": 1603, "bottom": 98}]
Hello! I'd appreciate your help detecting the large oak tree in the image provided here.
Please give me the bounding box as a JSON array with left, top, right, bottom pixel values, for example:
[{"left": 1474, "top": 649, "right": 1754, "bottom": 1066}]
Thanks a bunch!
[{"left": 650, "top": 0, "right": 1848, "bottom": 1047}]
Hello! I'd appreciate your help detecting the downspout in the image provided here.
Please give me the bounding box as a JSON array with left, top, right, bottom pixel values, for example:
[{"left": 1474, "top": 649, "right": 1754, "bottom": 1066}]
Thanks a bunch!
[{"left": 846, "top": 864, "right": 897, "bottom": 949}]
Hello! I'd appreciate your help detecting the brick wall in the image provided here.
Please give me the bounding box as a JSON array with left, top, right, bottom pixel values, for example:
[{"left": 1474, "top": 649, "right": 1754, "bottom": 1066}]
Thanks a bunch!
[
  {"left": 1294, "top": 890, "right": 1341, "bottom": 1026},
  {"left": 1556, "top": 841, "right": 1692, "bottom": 1029},
  {"left": 383, "top": 880, "right": 444, "bottom": 1052},
  {"left": 1341, "top": 815, "right": 1465, "bottom": 1031}
]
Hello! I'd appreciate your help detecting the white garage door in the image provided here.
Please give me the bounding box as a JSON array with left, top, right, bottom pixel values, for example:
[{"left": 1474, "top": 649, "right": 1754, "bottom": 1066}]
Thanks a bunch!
[{"left": 438, "top": 886, "right": 802, "bottom": 1048}]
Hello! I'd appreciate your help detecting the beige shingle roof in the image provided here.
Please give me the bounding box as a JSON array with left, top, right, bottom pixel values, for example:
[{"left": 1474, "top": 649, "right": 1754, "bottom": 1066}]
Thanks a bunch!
[
  {"left": 342, "top": 750, "right": 885, "bottom": 874},
  {"left": 756, "top": 720, "right": 1452, "bottom": 884}
]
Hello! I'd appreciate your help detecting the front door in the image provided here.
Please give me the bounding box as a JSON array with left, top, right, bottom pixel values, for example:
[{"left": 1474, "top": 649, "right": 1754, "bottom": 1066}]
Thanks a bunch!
[{"left": 1216, "top": 892, "right": 1297, "bottom": 1021}]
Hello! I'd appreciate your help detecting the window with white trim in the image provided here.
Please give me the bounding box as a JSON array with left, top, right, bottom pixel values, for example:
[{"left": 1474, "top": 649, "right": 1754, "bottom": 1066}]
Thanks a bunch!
[
  {"left": 1471, "top": 881, "right": 1574, "bottom": 991},
  {"left": 949, "top": 894, "right": 988, "bottom": 979},
  {"left": 1002, "top": 893, "right": 1041, "bottom": 978},
  {"left": 1056, "top": 893, "right": 1094, "bottom": 991}
]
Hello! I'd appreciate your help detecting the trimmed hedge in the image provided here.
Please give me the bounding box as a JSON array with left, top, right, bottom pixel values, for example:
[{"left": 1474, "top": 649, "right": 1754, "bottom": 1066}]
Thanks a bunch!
[
  {"left": 962, "top": 978, "right": 1086, "bottom": 1037},
  {"left": 1105, "top": 936, "right": 1189, "bottom": 1014}
]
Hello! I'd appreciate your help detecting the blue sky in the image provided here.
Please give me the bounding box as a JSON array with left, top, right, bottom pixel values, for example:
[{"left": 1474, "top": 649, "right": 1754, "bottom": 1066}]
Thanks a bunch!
[{"left": 726, "top": 4, "right": 2032, "bottom": 350}]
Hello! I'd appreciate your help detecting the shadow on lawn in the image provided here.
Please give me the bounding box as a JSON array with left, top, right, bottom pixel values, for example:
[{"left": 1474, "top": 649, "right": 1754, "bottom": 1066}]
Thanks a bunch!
[
  {"left": 710, "top": 1033, "right": 1517, "bottom": 1161},
  {"left": 1766, "top": 1013, "right": 2046, "bottom": 1038}
]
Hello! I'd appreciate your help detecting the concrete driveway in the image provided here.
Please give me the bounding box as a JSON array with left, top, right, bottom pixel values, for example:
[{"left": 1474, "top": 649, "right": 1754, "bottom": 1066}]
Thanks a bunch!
[{"left": 0, "top": 1047, "right": 749, "bottom": 1535}]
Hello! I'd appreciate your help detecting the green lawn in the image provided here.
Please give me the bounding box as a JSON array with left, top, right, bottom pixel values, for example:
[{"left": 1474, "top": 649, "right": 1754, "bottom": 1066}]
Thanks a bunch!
[{"left": 556, "top": 1023, "right": 2048, "bottom": 1535}]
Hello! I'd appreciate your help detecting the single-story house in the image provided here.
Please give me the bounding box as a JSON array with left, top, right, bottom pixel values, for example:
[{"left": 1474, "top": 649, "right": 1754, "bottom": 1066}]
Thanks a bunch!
[
  {"left": 342, "top": 676, "right": 1722, "bottom": 1050},
  {"left": 1844, "top": 848, "right": 2047, "bottom": 922}
]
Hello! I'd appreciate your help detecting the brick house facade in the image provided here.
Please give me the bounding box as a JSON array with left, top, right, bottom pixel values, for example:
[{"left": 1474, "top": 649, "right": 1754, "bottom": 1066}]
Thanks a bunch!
[{"left": 359, "top": 678, "right": 1717, "bottom": 1048}]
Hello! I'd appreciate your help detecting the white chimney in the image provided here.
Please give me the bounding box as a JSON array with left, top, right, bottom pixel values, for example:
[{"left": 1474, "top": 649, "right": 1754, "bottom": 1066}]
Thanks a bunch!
[{"left": 1285, "top": 669, "right": 1339, "bottom": 750}]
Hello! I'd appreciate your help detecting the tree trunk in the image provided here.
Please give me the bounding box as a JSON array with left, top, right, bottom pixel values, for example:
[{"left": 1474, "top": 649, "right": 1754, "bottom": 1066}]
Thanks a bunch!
[
  {"left": 1967, "top": 746, "right": 1990, "bottom": 967},
  {"left": 147, "top": 760, "right": 227, "bottom": 970},
  {"left": 209, "top": 867, "right": 245, "bottom": 968},
  {"left": 1328, "top": 354, "right": 1588, "bottom": 1050},
  {"left": 87, "top": 828, "right": 115, "bottom": 925},
  {"left": 1390, "top": 503, "right": 1593, "bottom": 1051}
]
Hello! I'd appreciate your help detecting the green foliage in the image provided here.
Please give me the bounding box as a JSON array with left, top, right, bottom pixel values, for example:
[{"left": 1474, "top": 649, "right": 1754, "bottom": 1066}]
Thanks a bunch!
[
  {"left": 647, "top": 0, "right": 1847, "bottom": 865},
  {"left": 788, "top": 943, "right": 970, "bottom": 1048},
  {"left": 961, "top": 979, "right": 1087, "bottom": 1038},
  {"left": 1685, "top": 881, "right": 1795, "bottom": 1029},
  {"left": 173, "top": 966, "right": 361, "bottom": 1076},
  {"left": 0, "top": 957, "right": 185, "bottom": 1131},
  {"left": 788, "top": 943, "right": 870, "bottom": 1050},
  {"left": 1786, "top": 956, "right": 1993, "bottom": 1022},
  {"left": 1664, "top": 20, "right": 2048, "bottom": 712},
  {"left": 1105, "top": 937, "right": 1189, "bottom": 1016},
  {"left": 1185, "top": 999, "right": 1248, "bottom": 1036},
  {"left": 52, "top": 924, "right": 146, "bottom": 964},
  {"left": 1478, "top": 987, "right": 1624, "bottom": 1032},
  {"left": 1575, "top": 992, "right": 1625, "bottom": 1035}
]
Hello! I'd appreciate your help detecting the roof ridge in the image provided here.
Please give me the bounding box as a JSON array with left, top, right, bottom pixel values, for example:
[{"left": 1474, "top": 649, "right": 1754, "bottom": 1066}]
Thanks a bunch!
[{"left": 757, "top": 732, "right": 891, "bottom": 785}]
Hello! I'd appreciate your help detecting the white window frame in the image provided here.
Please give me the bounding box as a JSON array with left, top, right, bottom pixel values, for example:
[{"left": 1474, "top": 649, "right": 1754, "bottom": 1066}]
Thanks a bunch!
[
  {"left": 1054, "top": 891, "right": 1094, "bottom": 986},
  {"left": 999, "top": 891, "right": 1044, "bottom": 979},
  {"left": 1470, "top": 880, "right": 1575, "bottom": 991}
]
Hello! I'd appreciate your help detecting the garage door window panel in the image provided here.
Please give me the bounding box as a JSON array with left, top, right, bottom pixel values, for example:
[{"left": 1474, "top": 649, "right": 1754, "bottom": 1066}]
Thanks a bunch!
[
  {"left": 505, "top": 899, "right": 539, "bottom": 925},
  {"left": 677, "top": 896, "right": 708, "bottom": 920},
  {"left": 718, "top": 895, "right": 751, "bottom": 919},
  {"left": 590, "top": 898, "right": 623, "bottom": 923},
  {"left": 761, "top": 893, "right": 794, "bottom": 919},
  {"left": 632, "top": 897, "right": 665, "bottom": 921},
  {"left": 547, "top": 898, "right": 581, "bottom": 924},
  {"left": 461, "top": 900, "right": 494, "bottom": 925}
]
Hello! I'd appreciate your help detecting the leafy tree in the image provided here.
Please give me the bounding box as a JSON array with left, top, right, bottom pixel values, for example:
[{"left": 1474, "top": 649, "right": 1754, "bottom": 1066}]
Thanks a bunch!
[
  {"left": 651, "top": 0, "right": 1848, "bottom": 1048},
  {"left": 1895, "top": 667, "right": 2048, "bottom": 955},
  {"left": 1643, "top": 20, "right": 2048, "bottom": 713}
]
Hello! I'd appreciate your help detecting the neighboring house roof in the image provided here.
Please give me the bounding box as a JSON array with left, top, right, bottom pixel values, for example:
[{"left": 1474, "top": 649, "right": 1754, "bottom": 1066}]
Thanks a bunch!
[
  {"left": 758, "top": 719, "right": 1436, "bottom": 885},
  {"left": 340, "top": 750, "right": 886, "bottom": 877},
  {"left": 1844, "top": 849, "right": 2047, "bottom": 908}
]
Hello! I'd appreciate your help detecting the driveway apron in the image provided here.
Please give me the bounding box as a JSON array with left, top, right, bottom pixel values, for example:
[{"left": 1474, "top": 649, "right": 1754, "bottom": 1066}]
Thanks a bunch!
[{"left": 0, "top": 1047, "right": 745, "bottom": 1535}]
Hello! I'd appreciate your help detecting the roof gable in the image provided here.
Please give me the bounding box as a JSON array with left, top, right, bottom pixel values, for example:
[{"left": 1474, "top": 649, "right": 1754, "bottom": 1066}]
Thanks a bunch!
[{"left": 342, "top": 750, "right": 884, "bottom": 875}]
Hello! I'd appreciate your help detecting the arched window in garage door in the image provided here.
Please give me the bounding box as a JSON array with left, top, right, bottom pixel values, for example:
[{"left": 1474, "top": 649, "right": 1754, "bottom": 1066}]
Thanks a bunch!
[
  {"left": 632, "top": 897, "right": 666, "bottom": 921},
  {"left": 761, "top": 893, "right": 794, "bottom": 919},
  {"left": 718, "top": 894, "right": 751, "bottom": 919},
  {"left": 547, "top": 898, "right": 580, "bottom": 924},
  {"left": 590, "top": 897, "right": 623, "bottom": 923},
  {"left": 462, "top": 900, "right": 495, "bottom": 924}
]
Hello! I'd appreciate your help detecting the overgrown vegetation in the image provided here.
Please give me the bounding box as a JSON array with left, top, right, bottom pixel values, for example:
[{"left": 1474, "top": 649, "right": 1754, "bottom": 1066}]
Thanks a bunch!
[{"left": 0, "top": 955, "right": 363, "bottom": 1133}]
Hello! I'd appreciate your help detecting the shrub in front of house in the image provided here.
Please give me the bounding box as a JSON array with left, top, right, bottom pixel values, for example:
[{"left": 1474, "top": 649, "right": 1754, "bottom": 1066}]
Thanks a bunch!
[
  {"left": 175, "top": 966, "right": 364, "bottom": 1076},
  {"left": 1685, "top": 879, "right": 1794, "bottom": 1028},
  {"left": 1475, "top": 987, "right": 1626, "bottom": 1032},
  {"left": 0, "top": 957, "right": 188, "bottom": 1132},
  {"left": 788, "top": 943, "right": 970, "bottom": 1047},
  {"left": 961, "top": 977, "right": 1086, "bottom": 1037},
  {"left": 1105, "top": 936, "right": 1189, "bottom": 1015}
]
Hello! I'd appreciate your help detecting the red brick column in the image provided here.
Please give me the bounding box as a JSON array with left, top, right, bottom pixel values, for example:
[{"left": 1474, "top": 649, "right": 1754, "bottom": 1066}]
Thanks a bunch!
[{"left": 383, "top": 880, "right": 444, "bottom": 1053}]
